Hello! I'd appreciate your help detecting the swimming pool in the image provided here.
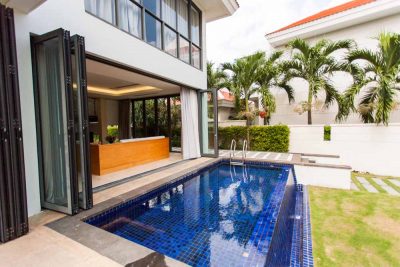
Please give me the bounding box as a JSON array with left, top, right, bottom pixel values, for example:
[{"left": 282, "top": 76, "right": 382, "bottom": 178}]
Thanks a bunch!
[{"left": 86, "top": 161, "right": 309, "bottom": 266}]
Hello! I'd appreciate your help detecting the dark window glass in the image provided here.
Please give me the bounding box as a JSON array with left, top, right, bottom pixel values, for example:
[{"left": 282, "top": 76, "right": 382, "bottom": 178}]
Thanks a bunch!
[
  {"left": 191, "top": 7, "right": 200, "bottom": 45},
  {"left": 157, "top": 98, "right": 169, "bottom": 137},
  {"left": 143, "top": 0, "right": 161, "bottom": 17},
  {"left": 84, "top": 0, "right": 116, "bottom": 24},
  {"left": 117, "top": 0, "right": 142, "bottom": 38},
  {"left": 170, "top": 96, "right": 181, "bottom": 148},
  {"left": 134, "top": 101, "right": 144, "bottom": 138},
  {"left": 179, "top": 36, "right": 190, "bottom": 63},
  {"left": 177, "top": 0, "right": 188, "bottom": 38},
  {"left": 164, "top": 27, "right": 177, "bottom": 56},
  {"left": 162, "top": 0, "right": 176, "bottom": 28},
  {"left": 145, "top": 99, "right": 156, "bottom": 136},
  {"left": 145, "top": 13, "right": 162, "bottom": 48}
]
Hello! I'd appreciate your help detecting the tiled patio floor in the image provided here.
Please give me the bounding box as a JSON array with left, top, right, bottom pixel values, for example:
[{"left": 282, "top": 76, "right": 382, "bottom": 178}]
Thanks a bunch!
[
  {"left": 353, "top": 176, "right": 400, "bottom": 196},
  {"left": 219, "top": 149, "right": 297, "bottom": 163},
  {"left": 0, "top": 157, "right": 212, "bottom": 267}
]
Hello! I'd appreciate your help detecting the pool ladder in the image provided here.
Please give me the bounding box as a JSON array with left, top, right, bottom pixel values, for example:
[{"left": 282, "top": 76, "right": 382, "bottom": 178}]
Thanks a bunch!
[{"left": 229, "top": 139, "right": 248, "bottom": 166}]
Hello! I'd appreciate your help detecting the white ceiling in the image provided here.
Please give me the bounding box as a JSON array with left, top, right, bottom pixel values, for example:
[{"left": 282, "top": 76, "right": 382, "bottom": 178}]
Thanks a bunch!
[{"left": 86, "top": 59, "right": 180, "bottom": 99}]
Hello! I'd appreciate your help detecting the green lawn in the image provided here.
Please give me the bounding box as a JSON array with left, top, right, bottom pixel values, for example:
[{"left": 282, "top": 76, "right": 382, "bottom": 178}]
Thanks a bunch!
[{"left": 309, "top": 186, "right": 400, "bottom": 267}]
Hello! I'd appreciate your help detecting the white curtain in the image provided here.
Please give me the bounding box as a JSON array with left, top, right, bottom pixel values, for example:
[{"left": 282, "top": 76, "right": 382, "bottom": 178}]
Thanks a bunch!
[
  {"left": 177, "top": 0, "right": 188, "bottom": 37},
  {"left": 181, "top": 87, "right": 201, "bottom": 159},
  {"left": 191, "top": 7, "right": 200, "bottom": 45},
  {"left": 84, "top": 0, "right": 116, "bottom": 24},
  {"left": 118, "top": 0, "right": 142, "bottom": 37},
  {"left": 162, "top": 0, "right": 176, "bottom": 28}
]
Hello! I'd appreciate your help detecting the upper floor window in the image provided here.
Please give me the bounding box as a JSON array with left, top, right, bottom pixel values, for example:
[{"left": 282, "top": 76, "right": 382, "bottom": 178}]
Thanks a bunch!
[
  {"left": 84, "top": 0, "right": 116, "bottom": 24},
  {"left": 84, "top": 0, "right": 202, "bottom": 69}
]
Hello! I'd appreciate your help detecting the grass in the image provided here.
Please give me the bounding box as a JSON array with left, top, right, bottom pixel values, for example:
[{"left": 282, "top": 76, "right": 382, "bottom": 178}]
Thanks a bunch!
[{"left": 309, "top": 186, "right": 400, "bottom": 267}]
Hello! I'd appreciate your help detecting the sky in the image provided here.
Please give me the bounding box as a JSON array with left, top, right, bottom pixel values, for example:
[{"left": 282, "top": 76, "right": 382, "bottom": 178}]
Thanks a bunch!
[{"left": 206, "top": 0, "right": 350, "bottom": 64}]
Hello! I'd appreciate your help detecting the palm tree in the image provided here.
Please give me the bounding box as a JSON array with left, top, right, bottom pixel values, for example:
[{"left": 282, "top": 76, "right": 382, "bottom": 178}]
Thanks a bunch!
[
  {"left": 337, "top": 32, "right": 400, "bottom": 125},
  {"left": 284, "top": 38, "right": 354, "bottom": 124},
  {"left": 256, "top": 51, "right": 294, "bottom": 124},
  {"left": 207, "top": 62, "right": 228, "bottom": 90},
  {"left": 222, "top": 51, "right": 266, "bottom": 143},
  {"left": 222, "top": 51, "right": 265, "bottom": 120}
]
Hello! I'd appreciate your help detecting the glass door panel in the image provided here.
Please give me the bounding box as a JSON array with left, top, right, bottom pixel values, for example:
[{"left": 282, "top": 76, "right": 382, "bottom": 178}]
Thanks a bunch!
[
  {"left": 71, "top": 35, "right": 93, "bottom": 210},
  {"left": 32, "top": 29, "right": 78, "bottom": 214},
  {"left": 199, "top": 89, "right": 218, "bottom": 157}
]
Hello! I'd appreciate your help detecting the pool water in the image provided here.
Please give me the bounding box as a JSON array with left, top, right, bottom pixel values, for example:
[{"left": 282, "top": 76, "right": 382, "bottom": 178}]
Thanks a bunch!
[{"left": 87, "top": 163, "right": 296, "bottom": 266}]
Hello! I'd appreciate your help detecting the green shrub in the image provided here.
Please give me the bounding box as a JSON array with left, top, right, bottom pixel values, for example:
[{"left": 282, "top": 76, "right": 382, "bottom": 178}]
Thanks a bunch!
[
  {"left": 324, "top": 125, "right": 331, "bottom": 141},
  {"left": 107, "top": 125, "right": 119, "bottom": 137},
  {"left": 218, "top": 125, "right": 290, "bottom": 152}
]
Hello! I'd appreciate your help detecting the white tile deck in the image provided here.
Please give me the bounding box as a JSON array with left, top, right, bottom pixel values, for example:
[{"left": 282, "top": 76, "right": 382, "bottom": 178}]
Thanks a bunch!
[
  {"left": 372, "top": 178, "right": 400, "bottom": 196},
  {"left": 389, "top": 179, "right": 400, "bottom": 187},
  {"left": 356, "top": 177, "right": 378, "bottom": 193}
]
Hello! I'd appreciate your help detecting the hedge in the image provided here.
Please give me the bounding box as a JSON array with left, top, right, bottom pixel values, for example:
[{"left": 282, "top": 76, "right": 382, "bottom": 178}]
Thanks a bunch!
[{"left": 218, "top": 125, "right": 290, "bottom": 152}]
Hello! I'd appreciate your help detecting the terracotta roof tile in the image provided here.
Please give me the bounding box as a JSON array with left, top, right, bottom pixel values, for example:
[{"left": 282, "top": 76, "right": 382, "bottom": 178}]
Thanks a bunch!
[{"left": 268, "top": 0, "right": 376, "bottom": 35}]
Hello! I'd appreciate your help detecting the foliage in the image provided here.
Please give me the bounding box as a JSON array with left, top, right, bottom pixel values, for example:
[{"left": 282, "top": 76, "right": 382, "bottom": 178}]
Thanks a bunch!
[
  {"left": 284, "top": 38, "right": 354, "bottom": 124},
  {"left": 107, "top": 125, "right": 119, "bottom": 137},
  {"left": 218, "top": 125, "right": 290, "bottom": 152},
  {"left": 207, "top": 61, "right": 228, "bottom": 90},
  {"left": 337, "top": 32, "right": 400, "bottom": 125},
  {"left": 256, "top": 51, "right": 294, "bottom": 124},
  {"left": 310, "top": 186, "right": 400, "bottom": 266},
  {"left": 323, "top": 125, "right": 331, "bottom": 141},
  {"left": 106, "top": 125, "right": 118, "bottom": 144}
]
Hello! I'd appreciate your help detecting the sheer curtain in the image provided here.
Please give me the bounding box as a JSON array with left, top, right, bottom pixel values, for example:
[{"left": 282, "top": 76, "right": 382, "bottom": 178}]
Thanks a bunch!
[
  {"left": 177, "top": 0, "right": 188, "bottom": 37},
  {"left": 181, "top": 87, "right": 201, "bottom": 159},
  {"left": 118, "top": 0, "right": 142, "bottom": 37},
  {"left": 162, "top": 0, "right": 176, "bottom": 28},
  {"left": 191, "top": 7, "right": 200, "bottom": 45},
  {"left": 84, "top": 0, "right": 116, "bottom": 24}
]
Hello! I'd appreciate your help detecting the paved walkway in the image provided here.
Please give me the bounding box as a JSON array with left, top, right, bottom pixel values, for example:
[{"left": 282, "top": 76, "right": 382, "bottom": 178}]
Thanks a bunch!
[
  {"left": 219, "top": 150, "right": 295, "bottom": 162},
  {"left": 354, "top": 176, "right": 400, "bottom": 196}
]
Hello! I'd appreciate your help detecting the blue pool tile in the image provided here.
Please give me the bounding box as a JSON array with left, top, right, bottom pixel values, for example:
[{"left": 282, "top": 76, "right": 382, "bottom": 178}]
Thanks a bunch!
[{"left": 86, "top": 160, "right": 313, "bottom": 267}]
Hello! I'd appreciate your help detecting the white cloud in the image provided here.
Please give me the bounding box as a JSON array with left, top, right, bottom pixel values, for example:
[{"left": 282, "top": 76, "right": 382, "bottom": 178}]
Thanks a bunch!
[{"left": 206, "top": 0, "right": 349, "bottom": 64}]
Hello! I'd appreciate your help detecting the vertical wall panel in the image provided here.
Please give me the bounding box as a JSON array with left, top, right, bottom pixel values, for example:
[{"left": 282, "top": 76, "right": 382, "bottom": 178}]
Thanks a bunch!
[{"left": 0, "top": 4, "right": 29, "bottom": 243}]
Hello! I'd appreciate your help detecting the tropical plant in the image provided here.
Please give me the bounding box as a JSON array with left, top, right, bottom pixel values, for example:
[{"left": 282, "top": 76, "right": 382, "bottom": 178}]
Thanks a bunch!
[
  {"left": 207, "top": 61, "right": 228, "bottom": 90},
  {"left": 337, "top": 32, "right": 400, "bottom": 125},
  {"left": 284, "top": 38, "right": 355, "bottom": 124},
  {"left": 222, "top": 51, "right": 266, "bottom": 142},
  {"left": 256, "top": 51, "right": 294, "bottom": 124}
]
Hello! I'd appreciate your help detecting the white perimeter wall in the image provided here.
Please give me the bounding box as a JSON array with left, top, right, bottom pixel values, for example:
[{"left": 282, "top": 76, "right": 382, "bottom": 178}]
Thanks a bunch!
[
  {"left": 289, "top": 124, "right": 400, "bottom": 177},
  {"left": 12, "top": 0, "right": 208, "bottom": 216},
  {"left": 269, "top": 13, "right": 400, "bottom": 125}
]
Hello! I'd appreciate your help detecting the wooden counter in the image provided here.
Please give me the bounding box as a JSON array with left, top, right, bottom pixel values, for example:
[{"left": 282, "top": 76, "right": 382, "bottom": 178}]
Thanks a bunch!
[{"left": 90, "top": 137, "right": 170, "bottom": 175}]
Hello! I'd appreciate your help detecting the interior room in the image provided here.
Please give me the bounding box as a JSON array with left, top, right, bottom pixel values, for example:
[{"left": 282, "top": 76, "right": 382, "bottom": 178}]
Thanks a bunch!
[{"left": 85, "top": 58, "right": 184, "bottom": 189}]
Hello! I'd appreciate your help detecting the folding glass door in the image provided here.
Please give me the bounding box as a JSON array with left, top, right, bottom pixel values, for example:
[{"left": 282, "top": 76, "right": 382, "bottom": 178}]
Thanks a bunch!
[
  {"left": 199, "top": 89, "right": 218, "bottom": 157},
  {"left": 31, "top": 29, "right": 92, "bottom": 215}
]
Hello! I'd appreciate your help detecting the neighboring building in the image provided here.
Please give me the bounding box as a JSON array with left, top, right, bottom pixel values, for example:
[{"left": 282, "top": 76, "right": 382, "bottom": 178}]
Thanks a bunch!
[
  {"left": 217, "top": 88, "right": 235, "bottom": 120},
  {"left": 266, "top": 0, "right": 400, "bottom": 125},
  {"left": 0, "top": 0, "right": 238, "bottom": 242}
]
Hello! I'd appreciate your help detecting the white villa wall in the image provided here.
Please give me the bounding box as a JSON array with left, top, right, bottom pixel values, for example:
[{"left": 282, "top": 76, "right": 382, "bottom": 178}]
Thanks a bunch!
[
  {"left": 10, "top": 0, "right": 209, "bottom": 216},
  {"left": 269, "top": 13, "right": 400, "bottom": 125},
  {"left": 294, "top": 165, "right": 351, "bottom": 190},
  {"left": 289, "top": 124, "right": 400, "bottom": 177}
]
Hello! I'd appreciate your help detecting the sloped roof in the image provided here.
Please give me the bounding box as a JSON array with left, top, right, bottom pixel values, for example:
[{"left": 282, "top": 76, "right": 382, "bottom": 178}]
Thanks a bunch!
[
  {"left": 268, "top": 0, "right": 376, "bottom": 35},
  {"left": 218, "top": 88, "right": 235, "bottom": 102}
]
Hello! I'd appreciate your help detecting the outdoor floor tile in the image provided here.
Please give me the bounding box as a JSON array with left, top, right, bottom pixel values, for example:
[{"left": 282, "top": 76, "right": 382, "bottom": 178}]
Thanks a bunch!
[
  {"left": 372, "top": 178, "right": 400, "bottom": 196},
  {"left": 389, "top": 179, "right": 400, "bottom": 187},
  {"left": 356, "top": 177, "right": 378, "bottom": 193},
  {"left": 350, "top": 182, "right": 360, "bottom": 191}
]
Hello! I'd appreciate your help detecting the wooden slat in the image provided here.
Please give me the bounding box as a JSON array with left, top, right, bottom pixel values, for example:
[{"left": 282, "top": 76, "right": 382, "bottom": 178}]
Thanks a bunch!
[{"left": 91, "top": 138, "right": 170, "bottom": 176}]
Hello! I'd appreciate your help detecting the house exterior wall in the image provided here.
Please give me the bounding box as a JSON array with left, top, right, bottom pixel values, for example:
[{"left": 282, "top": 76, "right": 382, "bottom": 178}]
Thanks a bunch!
[
  {"left": 289, "top": 124, "right": 400, "bottom": 177},
  {"left": 9, "top": 0, "right": 233, "bottom": 216},
  {"left": 268, "top": 13, "right": 400, "bottom": 125}
]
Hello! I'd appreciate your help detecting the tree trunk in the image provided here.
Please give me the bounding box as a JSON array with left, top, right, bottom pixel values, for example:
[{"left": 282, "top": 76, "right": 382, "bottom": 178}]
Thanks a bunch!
[
  {"left": 307, "top": 84, "right": 313, "bottom": 125},
  {"left": 245, "top": 95, "right": 250, "bottom": 147}
]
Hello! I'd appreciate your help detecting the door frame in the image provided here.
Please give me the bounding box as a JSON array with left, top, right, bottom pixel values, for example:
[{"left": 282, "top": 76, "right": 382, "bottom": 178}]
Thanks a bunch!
[
  {"left": 30, "top": 28, "right": 79, "bottom": 215},
  {"left": 198, "top": 88, "right": 219, "bottom": 158}
]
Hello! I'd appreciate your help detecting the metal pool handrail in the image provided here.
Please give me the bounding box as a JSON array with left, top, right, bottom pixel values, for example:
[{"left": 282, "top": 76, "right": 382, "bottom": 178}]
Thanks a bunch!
[
  {"left": 230, "top": 139, "right": 237, "bottom": 164},
  {"left": 242, "top": 140, "right": 248, "bottom": 164}
]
